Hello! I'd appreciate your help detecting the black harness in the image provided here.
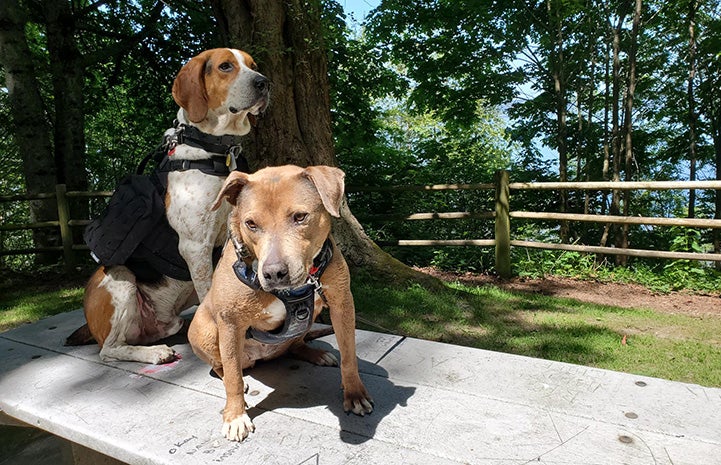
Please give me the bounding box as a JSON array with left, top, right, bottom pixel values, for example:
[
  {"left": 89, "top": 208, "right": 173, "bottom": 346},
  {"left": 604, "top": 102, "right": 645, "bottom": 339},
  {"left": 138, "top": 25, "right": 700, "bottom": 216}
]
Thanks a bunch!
[
  {"left": 84, "top": 123, "right": 250, "bottom": 282},
  {"left": 230, "top": 236, "right": 334, "bottom": 345},
  {"left": 149, "top": 123, "right": 249, "bottom": 189}
]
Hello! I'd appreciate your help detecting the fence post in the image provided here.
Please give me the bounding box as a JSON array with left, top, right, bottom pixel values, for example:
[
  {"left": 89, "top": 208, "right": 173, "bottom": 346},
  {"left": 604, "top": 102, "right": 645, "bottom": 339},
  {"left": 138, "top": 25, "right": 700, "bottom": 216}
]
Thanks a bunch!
[
  {"left": 494, "top": 170, "right": 511, "bottom": 278},
  {"left": 56, "top": 184, "right": 75, "bottom": 270}
]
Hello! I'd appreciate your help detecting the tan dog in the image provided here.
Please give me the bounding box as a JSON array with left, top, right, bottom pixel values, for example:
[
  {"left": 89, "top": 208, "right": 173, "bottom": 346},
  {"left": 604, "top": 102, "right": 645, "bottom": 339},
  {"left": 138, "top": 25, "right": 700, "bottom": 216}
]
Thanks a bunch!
[
  {"left": 70, "top": 49, "right": 269, "bottom": 364},
  {"left": 188, "top": 165, "right": 373, "bottom": 442}
]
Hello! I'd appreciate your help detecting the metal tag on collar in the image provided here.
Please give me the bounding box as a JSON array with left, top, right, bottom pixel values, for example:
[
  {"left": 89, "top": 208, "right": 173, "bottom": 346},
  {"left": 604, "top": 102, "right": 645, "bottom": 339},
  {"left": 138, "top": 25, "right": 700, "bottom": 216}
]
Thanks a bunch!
[{"left": 226, "top": 145, "right": 241, "bottom": 171}]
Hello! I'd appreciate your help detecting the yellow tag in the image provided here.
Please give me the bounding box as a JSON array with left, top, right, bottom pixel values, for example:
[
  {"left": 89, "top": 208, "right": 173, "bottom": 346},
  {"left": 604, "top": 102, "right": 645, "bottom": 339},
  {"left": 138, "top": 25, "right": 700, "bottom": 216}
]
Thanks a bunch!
[{"left": 226, "top": 154, "right": 231, "bottom": 167}]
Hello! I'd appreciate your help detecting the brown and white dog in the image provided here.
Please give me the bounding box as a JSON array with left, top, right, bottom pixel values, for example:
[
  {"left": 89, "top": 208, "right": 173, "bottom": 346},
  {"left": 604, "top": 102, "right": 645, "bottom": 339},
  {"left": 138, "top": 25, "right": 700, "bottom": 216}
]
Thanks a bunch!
[
  {"left": 74, "top": 49, "right": 269, "bottom": 364},
  {"left": 188, "top": 165, "right": 373, "bottom": 442}
]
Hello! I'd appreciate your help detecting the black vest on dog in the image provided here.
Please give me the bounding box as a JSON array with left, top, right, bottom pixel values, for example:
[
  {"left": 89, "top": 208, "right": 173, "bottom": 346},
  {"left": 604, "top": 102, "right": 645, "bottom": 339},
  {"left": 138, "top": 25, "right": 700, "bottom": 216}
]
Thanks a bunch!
[
  {"left": 84, "top": 125, "right": 247, "bottom": 283},
  {"left": 84, "top": 173, "right": 192, "bottom": 282}
]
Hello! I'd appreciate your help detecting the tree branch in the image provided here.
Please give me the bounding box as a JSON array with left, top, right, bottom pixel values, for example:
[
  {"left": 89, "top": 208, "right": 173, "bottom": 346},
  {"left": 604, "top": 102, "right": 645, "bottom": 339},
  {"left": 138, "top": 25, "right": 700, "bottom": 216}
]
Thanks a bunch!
[{"left": 81, "top": 0, "right": 164, "bottom": 67}]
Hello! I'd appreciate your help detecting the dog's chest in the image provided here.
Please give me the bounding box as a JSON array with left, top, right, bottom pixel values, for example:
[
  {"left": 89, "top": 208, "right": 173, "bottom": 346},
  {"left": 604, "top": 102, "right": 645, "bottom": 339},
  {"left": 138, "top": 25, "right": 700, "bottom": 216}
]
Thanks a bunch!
[
  {"left": 261, "top": 299, "right": 286, "bottom": 327},
  {"left": 165, "top": 171, "right": 229, "bottom": 242}
]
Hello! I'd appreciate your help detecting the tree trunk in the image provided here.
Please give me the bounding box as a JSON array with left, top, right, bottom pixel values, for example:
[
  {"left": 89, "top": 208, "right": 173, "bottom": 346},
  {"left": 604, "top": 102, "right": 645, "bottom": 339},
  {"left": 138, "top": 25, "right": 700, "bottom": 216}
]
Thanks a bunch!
[
  {"left": 618, "top": 0, "right": 641, "bottom": 264},
  {"left": 42, "top": 0, "right": 86, "bottom": 191},
  {"left": 600, "top": 7, "right": 611, "bottom": 248},
  {"left": 604, "top": 12, "right": 625, "bottom": 259},
  {"left": 687, "top": 0, "right": 698, "bottom": 219},
  {"left": 0, "top": 0, "right": 59, "bottom": 261},
  {"left": 549, "top": 0, "right": 569, "bottom": 244},
  {"left": 42, "top": 0, "right": 89, "bottom": 245},
  {"left": 710, "top": 77, "right": 721, "bottom": 268},
  {"left": 584, "top": 10, "right": 597, "bottom": 215},
  {"left": 208, "top": 0, "right": 439, "bottom": 285}
]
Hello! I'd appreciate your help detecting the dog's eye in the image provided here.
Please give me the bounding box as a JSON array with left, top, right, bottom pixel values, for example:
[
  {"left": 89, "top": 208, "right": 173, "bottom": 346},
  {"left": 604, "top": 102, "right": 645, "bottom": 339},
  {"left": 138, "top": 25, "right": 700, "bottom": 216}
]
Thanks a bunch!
[
  {"left": 245, "top": 219, "right": 258, "bottom": 231},
  {"left": 292, "top": 212, "right": 308, "bottom": 224},
  {"left": 218, "top": 62, "right": 234, "bottom": 72}
]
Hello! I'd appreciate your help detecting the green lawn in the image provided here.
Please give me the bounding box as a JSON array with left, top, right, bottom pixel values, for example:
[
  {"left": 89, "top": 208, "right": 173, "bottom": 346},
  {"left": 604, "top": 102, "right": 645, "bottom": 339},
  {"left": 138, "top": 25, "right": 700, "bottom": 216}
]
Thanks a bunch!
[
  {"left": 351, "top": 277, "right": 721, "bottom": 387},
  {"left": 0, "top": 286, "right": 84, "bottom": 333},
  {"left": 1, "top": 272, "right": 719, "bottom": 387}
]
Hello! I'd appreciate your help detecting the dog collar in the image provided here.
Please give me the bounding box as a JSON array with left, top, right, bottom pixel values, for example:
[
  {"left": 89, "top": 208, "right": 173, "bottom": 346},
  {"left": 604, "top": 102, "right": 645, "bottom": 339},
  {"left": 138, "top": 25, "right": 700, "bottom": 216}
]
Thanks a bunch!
[
  {"left": 231, "top": 237, "right": 334, "bottom": 345},
  {"left": 173, "top": 123, "right": 245, "bottom": 156},
  {"left": 136, "top": 122, "right": 250, "bottom": 182}
]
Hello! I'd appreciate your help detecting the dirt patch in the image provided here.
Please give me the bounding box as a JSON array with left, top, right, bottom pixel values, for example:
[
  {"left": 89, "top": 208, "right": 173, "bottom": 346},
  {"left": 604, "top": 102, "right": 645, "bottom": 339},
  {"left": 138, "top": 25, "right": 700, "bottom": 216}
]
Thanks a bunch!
[{"left": 419, "top": 268, "right": 721, "bottom": 318}]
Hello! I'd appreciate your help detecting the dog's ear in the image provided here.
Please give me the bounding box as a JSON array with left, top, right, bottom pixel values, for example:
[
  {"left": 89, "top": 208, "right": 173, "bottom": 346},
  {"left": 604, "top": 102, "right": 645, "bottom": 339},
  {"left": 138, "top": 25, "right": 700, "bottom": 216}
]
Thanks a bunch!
[
  {"left": 212, "top": 171, "right": 249, "bottom": 210},
  {"left": 302, "top": 166, "right": 346, "bottom": 218},
  {"left": 172, "top": 51, "right": 209, "bottom": 123}
]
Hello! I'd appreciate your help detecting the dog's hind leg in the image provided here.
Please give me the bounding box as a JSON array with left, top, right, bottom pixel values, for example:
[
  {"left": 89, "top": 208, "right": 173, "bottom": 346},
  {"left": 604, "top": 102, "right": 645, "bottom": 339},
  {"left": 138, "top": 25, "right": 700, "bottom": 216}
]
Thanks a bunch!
[{"left": 97, "top": 267, "right": 178, "bottom": 365}]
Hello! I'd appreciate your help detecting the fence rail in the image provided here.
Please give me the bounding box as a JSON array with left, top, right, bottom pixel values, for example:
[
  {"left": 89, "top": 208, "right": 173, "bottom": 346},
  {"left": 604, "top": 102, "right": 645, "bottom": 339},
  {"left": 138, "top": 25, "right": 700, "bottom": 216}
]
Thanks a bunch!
[
  {"left": 2, "top": 171, "right": 721, "bottom": 275},
  {"left": 352, "top": 171, "right": 721, "bottom": 277}
]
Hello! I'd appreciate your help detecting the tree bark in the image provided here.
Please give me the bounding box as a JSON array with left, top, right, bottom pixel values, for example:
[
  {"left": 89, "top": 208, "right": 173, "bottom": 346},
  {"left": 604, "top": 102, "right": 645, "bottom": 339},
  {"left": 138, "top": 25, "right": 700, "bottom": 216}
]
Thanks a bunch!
[
  {"left": 42, "top": 0, "right": 87, "bottom": 192},
  {"left": 618, "top": 0, "right": 641, "bottom": 263},
  {"left": 208, "top": 0, "right": 440, "bottom": 286},
  {"left": 0, "top": 0, "right": 59, "bottom": 260},
  {"left": 687, "top": 0, "right": 698, "bottom": 219},
  {"left": 548, "top": 0, "right": 569, "bottom": 243},
  {"left": 709, "top": 72, "right": 721, "bottom": 267}
]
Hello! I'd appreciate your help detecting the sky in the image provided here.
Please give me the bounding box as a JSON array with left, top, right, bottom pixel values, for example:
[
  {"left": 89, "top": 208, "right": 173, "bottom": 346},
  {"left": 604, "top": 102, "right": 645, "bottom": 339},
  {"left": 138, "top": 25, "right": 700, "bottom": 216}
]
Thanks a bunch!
[{"left": 341, "top": 0, "right": 380, "bottom": 23}]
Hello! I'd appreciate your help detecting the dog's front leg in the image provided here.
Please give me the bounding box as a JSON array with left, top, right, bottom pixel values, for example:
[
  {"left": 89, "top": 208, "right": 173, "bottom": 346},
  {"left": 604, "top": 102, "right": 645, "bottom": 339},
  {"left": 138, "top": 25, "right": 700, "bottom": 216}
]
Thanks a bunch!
[
  {"left": 166, "top": 172, "right": 228, "bottom": 302},
  {"left": 325, "top": 259, "right": 374, "bottom": 416},
  {"left": 177, "top": 238, "right": 215, "bottom": 301},
  {"left": 217, "top": 320, "right": 255, "bottom": 441}
]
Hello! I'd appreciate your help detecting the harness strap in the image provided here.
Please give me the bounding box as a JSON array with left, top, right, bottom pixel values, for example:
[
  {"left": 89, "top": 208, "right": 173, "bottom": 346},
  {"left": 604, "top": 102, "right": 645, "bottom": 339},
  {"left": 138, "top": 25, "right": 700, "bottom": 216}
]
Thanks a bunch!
[
  {"left": 231, "top": 238, "right": 334, "bottom": 345},
  {"left": 138, "top": 121, "right": 250, "bottom": 177},
  {"left": 177, "top": 124, "right": 245, "bottom": 155},
  {"left": 157, "top": 154, "right": 249, "bottom": 176}
]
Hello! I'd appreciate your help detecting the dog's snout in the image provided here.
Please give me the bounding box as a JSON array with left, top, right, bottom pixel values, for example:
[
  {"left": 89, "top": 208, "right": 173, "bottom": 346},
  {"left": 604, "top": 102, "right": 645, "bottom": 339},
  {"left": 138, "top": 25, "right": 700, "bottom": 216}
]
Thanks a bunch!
[
  {"left": 262, "top": 261, "right": 290, "bottom": 287},
  {"left": 254, "top": 75, "right": 269, "bottom": 93}
]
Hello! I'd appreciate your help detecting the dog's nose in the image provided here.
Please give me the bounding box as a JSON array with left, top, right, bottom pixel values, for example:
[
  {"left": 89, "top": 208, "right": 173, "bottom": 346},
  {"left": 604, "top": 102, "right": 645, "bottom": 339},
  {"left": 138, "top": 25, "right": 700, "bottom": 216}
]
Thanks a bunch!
[
  {"left": 254, "top": 75, "right": 269, "bottom": 93},
  {"left": 262, "top": 261, "right": 289, "bottom": 287}
]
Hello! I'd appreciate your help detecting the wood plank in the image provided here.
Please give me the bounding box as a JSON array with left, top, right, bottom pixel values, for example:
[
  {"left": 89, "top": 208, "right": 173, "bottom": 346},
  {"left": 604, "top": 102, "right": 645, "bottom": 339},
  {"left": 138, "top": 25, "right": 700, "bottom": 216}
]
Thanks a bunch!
[
  {"left": 511, "top": 239, "right": 721, "bottom": 261},
  {"left": 376, "top": 239, "right": 495, "bottom": 247},
  {"left": 511, "top": 210, "right": 721, "bottom": 229},
  {"left": 508, "top": 180, "right": 721, "bottom": 190},
  {"left": 359, "top": 211, "right": 494, "bottom": 221}
]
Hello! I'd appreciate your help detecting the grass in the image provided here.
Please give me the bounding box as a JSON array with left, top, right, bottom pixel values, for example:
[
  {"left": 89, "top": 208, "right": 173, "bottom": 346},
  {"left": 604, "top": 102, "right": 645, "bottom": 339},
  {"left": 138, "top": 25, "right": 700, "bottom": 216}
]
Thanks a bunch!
[
  {"left": 0, "top": 285, "right": 84, "bottom": 333},
  {"left": 1, "top": 269, "right": 720, "bottom": 388},
  {"left": 351, "top": 275, "right": 721, "bottom": 387}
]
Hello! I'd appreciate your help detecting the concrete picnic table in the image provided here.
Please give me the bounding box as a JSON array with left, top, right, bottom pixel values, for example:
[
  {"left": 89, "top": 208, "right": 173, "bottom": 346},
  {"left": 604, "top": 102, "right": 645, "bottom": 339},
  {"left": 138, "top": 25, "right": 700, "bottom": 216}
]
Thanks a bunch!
[{"left": 1, "top": 308, "right": 720, "bottom": 465}]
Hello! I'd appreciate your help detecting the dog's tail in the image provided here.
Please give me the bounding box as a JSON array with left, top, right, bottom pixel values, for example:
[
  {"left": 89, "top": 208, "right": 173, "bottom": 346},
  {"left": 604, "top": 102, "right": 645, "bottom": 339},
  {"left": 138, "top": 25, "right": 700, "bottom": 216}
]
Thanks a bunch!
[{"left": 65, "top": 324, "right": 96, "bottom": 346}]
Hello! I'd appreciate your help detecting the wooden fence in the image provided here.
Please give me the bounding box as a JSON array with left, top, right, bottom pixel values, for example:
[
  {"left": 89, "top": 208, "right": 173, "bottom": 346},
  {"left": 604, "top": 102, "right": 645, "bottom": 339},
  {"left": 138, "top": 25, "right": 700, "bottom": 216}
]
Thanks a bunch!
[
  {"left": 3, "top": 170, "right": 721, "bottom": 276},
  {"left": 348, "top": 171, "right": 721, "bottom": 278},
  {"left": 0, "top": 186, "right": 112, "bottom": 269}
]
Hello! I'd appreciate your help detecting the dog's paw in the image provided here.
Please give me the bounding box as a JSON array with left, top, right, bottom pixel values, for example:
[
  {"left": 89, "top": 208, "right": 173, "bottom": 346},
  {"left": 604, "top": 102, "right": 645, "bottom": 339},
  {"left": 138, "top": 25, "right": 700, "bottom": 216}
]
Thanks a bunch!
[
  {"left": 343, "top": 387, "right": 374, "bottom": 416},
  {"left": 315, "top": 351, "right": 339, "bottom": 366},
  {"left": 147, "top": 345, "right": 177, "bottom": 365},
  {"left": 222, "top": 413, "right": 255, "bottom": 442},
  {"left": 290, "top": 343, "right": 339, "bottom": 367}
]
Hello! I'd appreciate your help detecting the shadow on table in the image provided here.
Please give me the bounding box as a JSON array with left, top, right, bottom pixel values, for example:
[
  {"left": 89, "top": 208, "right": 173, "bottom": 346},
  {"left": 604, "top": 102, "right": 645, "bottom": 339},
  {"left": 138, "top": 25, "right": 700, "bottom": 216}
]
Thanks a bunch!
[{"left": 243, "top": 339, "right": 415, "bottom": 445}]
